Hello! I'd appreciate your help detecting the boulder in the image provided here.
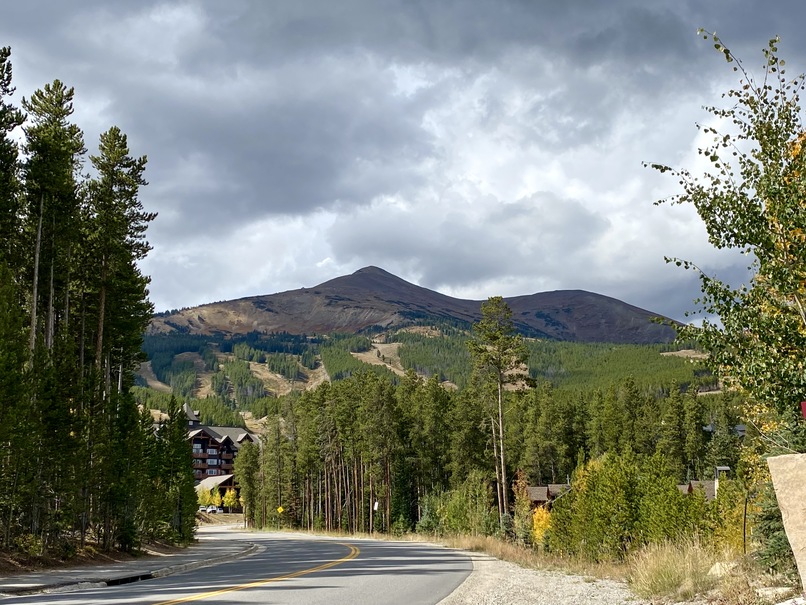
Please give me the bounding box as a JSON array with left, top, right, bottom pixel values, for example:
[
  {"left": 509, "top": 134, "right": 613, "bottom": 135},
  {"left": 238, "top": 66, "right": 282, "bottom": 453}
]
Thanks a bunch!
[{"left": 767, "top": 453, "right": 806, "bottom": 591}]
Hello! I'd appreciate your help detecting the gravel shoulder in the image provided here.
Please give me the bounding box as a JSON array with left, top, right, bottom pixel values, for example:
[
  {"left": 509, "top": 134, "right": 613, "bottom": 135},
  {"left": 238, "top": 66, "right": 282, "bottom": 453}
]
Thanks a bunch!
[{"left": 437, "top": 553, "right": 647, "bottom": 605}]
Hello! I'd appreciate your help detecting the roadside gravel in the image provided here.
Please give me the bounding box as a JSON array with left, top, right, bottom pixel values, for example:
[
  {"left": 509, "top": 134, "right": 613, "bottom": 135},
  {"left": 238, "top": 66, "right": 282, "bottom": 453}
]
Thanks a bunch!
[{"left": 437, "top": 552, "right": 648, "bottom": 605}]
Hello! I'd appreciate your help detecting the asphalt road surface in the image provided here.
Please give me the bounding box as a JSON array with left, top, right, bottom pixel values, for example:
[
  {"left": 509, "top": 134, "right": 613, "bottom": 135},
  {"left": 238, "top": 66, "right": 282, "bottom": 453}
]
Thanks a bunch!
[{"left": 1, "top": 530, "right": 473, "bottom": 605}]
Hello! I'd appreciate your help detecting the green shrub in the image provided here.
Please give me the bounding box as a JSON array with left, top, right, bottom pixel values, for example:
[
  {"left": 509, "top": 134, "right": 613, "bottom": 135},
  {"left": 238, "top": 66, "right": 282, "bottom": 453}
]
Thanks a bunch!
[
  {"left": 415, "top": 471, "right": 497, "bottom": 537},
  {"left": 752, "top": 481, "right": 798, "bottom": 581}
]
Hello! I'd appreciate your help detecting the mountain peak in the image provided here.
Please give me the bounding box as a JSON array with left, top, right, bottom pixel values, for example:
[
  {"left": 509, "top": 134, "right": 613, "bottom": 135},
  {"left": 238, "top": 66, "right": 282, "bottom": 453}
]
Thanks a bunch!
[
  {"left": 149, "top": 267, "right": 678, "bottom": 343},
  {"left": 354, "top": 265, "right": 392, "bottom": 275},
  {"left": 318, "top": 265, "right": 422, "bottom": 294}
]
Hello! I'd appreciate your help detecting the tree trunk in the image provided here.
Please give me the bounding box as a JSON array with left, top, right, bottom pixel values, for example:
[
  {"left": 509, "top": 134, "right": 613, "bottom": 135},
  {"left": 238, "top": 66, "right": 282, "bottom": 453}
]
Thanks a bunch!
[
  {"left": 29, "top": 194, "right": 43, "bottom": 354},
  {"left": 385, "top": 455, "right": 391, "bottom": 534},
  {"left": 490, "top": 415, "right": 503, "bottom": 527},
  {"left": 46, "top": 240, "right": 54, "bottom": 350},
  {"left": 497, "top": 374, "right": 508, "bottom": 516},
  {"left": 369, "top": 472, "right": 374, "bottom": 534},
  {"left": 95, "top": 269, "right": 106, "bottom": 375}
]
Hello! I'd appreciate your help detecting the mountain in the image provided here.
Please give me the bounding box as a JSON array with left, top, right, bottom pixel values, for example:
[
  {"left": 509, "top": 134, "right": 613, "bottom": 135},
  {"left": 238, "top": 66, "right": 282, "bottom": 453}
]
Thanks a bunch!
[{"left": 148, "top": 266, "right": 678, "bottom": 344}]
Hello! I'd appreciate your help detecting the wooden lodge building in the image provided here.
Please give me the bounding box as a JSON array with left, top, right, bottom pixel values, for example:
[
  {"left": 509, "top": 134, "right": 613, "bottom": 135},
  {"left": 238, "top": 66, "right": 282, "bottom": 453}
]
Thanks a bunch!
[{"left": 183, "top": 403, "right": 258, "bottom": 485}]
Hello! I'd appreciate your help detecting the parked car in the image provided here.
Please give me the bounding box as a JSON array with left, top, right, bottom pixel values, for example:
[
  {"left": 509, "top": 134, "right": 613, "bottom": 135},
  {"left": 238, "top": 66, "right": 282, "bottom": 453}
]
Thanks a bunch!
[
  {"left": 198, "top": 505, "right": 206, "bottom": 512},
  {"left": 206, "top": 505, "right": 217, "bottom": 513}
]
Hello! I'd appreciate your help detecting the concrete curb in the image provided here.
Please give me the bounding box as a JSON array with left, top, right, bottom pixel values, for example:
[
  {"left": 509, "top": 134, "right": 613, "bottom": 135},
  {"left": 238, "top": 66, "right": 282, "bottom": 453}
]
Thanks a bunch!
[
  {"left": 0, "top": 542, "right": 260, "bottom": 596},
  {"left": 149, "top": 542, "right": 260, "bottom": 579}
]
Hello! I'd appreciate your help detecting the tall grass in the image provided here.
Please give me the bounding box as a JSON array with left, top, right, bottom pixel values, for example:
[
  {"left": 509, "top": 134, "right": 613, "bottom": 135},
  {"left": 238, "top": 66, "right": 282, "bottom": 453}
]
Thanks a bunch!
[
  {"left": 628, "top": 538, "right": 717, "bottom": 601},
  {"left": 437, "top": 534, "right": 628, "bottom": 580}
]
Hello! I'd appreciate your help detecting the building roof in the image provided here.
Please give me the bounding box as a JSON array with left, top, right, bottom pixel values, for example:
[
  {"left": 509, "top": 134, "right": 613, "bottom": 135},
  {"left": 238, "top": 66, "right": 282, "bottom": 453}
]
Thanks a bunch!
[
  {"left": 195, "top": 474, "right": 235, "bottom": 493},
  {"left": 183, "top": 402, "right": 201, "bottom": 424},
  {"left": 188, "top": 425, "right": 257, "bottom": 450},
  {"left": 526, "top": 486, "right": 549, "bottom": 503},
  {"left": 680, "top": 480, "right": 716, "bottom": 501},
  {"left": 548, "top": 483, "right": 570, "bottom": 496}
]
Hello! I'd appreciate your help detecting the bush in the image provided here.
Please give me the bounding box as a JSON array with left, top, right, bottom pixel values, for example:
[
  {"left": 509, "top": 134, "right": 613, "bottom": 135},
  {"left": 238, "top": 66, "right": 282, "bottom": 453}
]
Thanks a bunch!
[
  {"left": 14, "top": 533, "right": 43, "bottom": 557},
  {"left": 391, "top": 514, "right": 410, "bottom": 537},
  {"left": 512, "top": 470, "right": 533, "bottom": 546},
  {"left": 711, "top": 478, "right": 749, "bottom": 556},
  {"left": 752, "top": 481, "right": 798, "bottom": 582},
  {"left": 415, "top": 471, "right": 497, "bottom": 537},
  {"left": 532, "top": 506, "right": 550, "bottom": 549},
  {"left": 415, "top": 497, "right": 440, "bottom": 534}
]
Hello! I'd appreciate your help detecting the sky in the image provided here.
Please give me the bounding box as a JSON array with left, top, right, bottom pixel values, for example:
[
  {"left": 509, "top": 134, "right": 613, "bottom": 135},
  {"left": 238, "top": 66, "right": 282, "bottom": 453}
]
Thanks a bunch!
[{"left": 0, "top": 1, "right": 801, "bottom": 322}]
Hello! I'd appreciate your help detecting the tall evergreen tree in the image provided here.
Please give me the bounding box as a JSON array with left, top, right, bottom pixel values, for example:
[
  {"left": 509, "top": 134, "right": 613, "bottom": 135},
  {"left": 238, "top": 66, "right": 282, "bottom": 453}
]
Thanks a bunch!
[
  {"left": 683, "top": 392, "right": 706, "bottom": 479},
  {"left": 85, "top": 126, "right": 154, "bottom": 385},
  {"left": 656, "top": 385, "right": 686, "bottom": 481},
  {"left": 21, "top": 79, "right": 85, "bottom": 353},
  {"left": 234, "top": 441, "right": 260, "bottom": 528},
  {"left": 468, "top": 296, "right": 527, "bottom": 523},
  {"left": 157, "top": 398, "right": 196, "bottom": 543},
  {"left": 0, "top": 47, "right": 25, "bottom": 269},
  {"left": 0, "top": 262, "right": 29, "bottom": 547}
]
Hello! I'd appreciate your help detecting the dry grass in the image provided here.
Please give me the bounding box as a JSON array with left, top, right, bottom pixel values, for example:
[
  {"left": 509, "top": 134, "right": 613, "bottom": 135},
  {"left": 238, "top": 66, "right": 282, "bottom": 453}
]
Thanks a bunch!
[
  {"left": 433, "top": 534, "right": 628, "bottom": 580},
  {"left": 627, "top": 540, "right": 802, "bottom": 605},
  {"left": 628, "top": 539, "right": 717, "bottom": 601}
]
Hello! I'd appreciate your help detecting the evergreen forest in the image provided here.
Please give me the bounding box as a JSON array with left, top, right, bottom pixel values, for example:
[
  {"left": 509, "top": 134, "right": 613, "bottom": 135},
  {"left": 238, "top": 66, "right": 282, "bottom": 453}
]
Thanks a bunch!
[
  {"left": 138, "top": 310, "right": 757, "bottom": 567},
  {"left": 0, "top": 47, "right": 196, "bottom": 556}
]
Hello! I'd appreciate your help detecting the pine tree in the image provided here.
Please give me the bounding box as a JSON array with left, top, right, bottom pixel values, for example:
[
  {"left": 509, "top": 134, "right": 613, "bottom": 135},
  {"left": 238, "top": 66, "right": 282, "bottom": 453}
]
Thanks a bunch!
[
  {"left": 468, "top": 296, "right": 527, "bottom": 524},
  {"left": 157, "top": 398, "right": 196, "bottom": 543},
  {"left": 0, "top": 262, "right": 29, "bottom": 547},
  {"left": 21, "top": 79, "right": 85, "bottom": 353},
  {"left": 0, "top": 47, "right": 25, "bottom": 269},
  {"left": 656, "top": 386, "right": 686, "bottom": 481},
  {"left": 682, "top": 391, "right": 706, "bottom": 479},
  {"left": 234, "top": 441, "right": 259, "bottom": 528},
  {"left": 85, "top": 126, "right": 154, "bottom": 389}
]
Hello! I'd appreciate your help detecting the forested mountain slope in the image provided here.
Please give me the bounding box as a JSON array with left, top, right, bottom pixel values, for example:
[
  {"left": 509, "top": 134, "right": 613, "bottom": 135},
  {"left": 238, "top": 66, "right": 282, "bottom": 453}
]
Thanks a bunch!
[{"left": 149, "top": 266, "right": 678, "bottom": 344}]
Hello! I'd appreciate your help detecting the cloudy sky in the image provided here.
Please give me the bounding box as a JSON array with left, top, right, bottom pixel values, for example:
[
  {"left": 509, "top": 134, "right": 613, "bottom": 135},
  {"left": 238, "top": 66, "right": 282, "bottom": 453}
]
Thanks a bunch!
[{"left": 1, "top": 1, "right": 800, "bottom": 321}]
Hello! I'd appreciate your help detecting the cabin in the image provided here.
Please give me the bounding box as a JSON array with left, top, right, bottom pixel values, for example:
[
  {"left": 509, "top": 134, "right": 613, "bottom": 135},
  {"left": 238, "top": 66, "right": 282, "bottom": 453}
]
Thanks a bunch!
[{"left": 526, "top": 483, "right": 570, "bottom": 508}]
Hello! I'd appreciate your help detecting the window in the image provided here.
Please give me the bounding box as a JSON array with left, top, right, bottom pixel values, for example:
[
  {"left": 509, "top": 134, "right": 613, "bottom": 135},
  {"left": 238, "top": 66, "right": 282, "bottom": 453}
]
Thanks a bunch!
[
  {"left": 208, "top": 459, "right": 219, "bottom": 466},
  {"left": 207, "top": 448, "right": 217, "bottom": 455},
  {"left": 192, "top": 444, "right": 202, "bottom": 451},
  {"left": 206, "top": 469, "right": 218, "bottom": 475}
]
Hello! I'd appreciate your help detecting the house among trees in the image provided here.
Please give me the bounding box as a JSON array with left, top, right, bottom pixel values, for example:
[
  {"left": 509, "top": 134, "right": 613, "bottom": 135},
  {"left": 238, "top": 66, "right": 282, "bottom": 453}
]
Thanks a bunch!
[
  {"left": 526, "top": 483, "right": 570, "bottom": 508},
  {"left": 678, "top": 480, "right": 717, "bottom": 501},
  {"left": 183, "top": 403, "right": 258, "bottom": 484}
]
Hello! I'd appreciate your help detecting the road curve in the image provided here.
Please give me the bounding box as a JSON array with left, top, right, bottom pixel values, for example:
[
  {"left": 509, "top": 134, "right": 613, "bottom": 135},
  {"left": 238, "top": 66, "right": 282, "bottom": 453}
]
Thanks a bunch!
[{"left": 0, "top": 530, "right": 473, "bottom": 605}]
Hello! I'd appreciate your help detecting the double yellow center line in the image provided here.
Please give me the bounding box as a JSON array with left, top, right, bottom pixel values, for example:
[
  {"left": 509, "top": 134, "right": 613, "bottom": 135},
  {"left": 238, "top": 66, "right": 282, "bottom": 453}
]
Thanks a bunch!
[{"left": 156, "top": 542, "right": 360, "bottom": 604}]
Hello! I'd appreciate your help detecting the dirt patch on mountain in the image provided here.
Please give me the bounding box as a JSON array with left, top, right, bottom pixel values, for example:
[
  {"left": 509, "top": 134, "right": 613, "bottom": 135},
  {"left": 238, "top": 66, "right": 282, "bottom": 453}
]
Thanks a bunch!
[
  {"left": 661, "top": 349, "right": 708, "bottom": 360},
  {"left": 249, "top": 361, "right": 296, "bottom": 397},
  {"left": 138, "top": 361, "right": 172, "bottom": 393},
  {"left": 352, "top": 343, "right": 406, "bottom": 377}
]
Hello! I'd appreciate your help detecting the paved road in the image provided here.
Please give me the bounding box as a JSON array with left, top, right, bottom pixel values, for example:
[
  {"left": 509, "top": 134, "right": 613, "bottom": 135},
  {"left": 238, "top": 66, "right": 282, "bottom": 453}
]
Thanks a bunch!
[{"left": 0, "top": 530, "right": 472, "bottom": 605}]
